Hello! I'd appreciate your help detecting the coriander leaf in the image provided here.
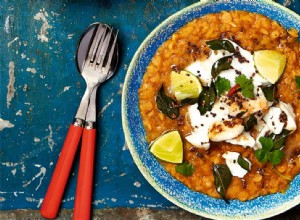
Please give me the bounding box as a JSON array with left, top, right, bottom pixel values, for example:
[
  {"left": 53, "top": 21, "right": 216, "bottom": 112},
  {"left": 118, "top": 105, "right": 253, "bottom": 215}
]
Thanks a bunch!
[
  {"left": 211, "top": 56, "right": 233, "bottom": 78},
  {"left": 259, "top": 136, "right": 274, "bottom": 152},
  {"left": 237, "top": 154, "right": 250, "bottom": 171},
  {"left": 255, "top": 149, "right": 269, "bottom": 163},
  {"left": 244, "top": 114, "right": 257, "bottom": 132},
  {"left": 206, "top": 39, "right": 235, "bottom": 53},
  {"left": 156, "top": 86, "right": 179, "bottom": 119},
  {"left": 175, "top": 162, "right": 195, "bottom": 176},
  {"left": 235, "top": 75, "right": 254, "bottom": 99},
  {"left": 198, "top": 83, "right": 216, "bottom": 115},
  {"left": 295, "top": 76, "right": 300, "bottom": 89},
  {"left": 262, "top": 85, "right": 276, "bottom": 102},
  {"left": 213, "top": 164, "right": 232, "bottom": 203},
  {"left": 215, "top": 77, "right": 231, "bottom": 97},
  {"left": 270, "top": 150, "right": 284, "bottom": 165}
]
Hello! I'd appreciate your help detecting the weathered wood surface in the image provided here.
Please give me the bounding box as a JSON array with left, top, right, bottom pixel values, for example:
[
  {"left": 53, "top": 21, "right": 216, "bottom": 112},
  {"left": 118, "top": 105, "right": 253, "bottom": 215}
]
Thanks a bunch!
[{"left": 0, "top": 0, "right": 299, "bottom": 219}]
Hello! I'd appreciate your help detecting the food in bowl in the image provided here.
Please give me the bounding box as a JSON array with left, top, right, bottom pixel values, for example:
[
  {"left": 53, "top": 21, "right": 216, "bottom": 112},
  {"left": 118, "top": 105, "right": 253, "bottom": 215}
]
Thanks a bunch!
[{"left": 138, "top": 11, "right": 300, "bottom": 202}]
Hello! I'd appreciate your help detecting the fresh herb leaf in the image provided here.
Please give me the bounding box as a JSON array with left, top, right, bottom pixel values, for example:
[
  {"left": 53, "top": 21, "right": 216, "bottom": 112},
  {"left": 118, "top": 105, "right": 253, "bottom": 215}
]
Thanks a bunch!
[
  {"left": 244, "top": 114, "right": 257, "bottom": 132},
  {"left": 237, "top": 154, "right": 250, "bottom": 171},
  {"left": 215, "top": 77, "right": 231, "bottom": 97},
  {"left": 213, "top": 164, "right": 232, "bottom": 203},
  {"left": 206, "top": 39, "right": 235, "bottom": 53},
  {"left": 255, "top": 149, "right": 269, "bottom": 163},
  {"left": 235, "top": 75, "right": 255, "bottom": 99},
  {"left": 295, "top": 76, "right": 300, "bottom": 89},
  {"left": 259, "top": 136, "right": 274, "bottom": 152},
  {"left": 156, "top": 86, "right": 179, "bottom": 119},
  {"left": 269, "top": 129, "right": 290, "bottom": 150},
  {"left": 262, "top": 85, "right": 276, "bottom": 102},
  {"left": 175, "top": 162, "right": 195, "bottom": 176},
  {"left": 255, "top": 135, "right": 287, "bottom": 166},
  {"left": 270, "top": 150, "right": 285, "bottom": 165},
  {"left": 211, "top": 56, "right": 233, "bottom": 78},
  {"left": 197, "top": 83, "right": 216, "bottom": 115}
]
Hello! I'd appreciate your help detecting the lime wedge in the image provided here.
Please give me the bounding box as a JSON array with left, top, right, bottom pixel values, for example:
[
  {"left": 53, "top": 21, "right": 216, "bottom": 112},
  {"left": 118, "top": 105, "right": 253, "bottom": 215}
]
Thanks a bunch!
[
  {"left": 170, "top": 70, "right": 203, "bottom": 101},
  {"left": 150, "top": 130, "right": 183, "bottom": 163},
  {"left": 253, "top": 50, "right": 286, "bottom": 84}
]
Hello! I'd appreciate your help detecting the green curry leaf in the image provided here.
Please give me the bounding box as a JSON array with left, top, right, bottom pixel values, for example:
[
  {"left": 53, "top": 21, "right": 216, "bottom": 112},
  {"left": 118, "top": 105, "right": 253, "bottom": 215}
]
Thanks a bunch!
[
  {"left": 206, "top": 39, "right": 236, "bottom": 53},
  {"left": 211, "top": 56, "right": 233, "bottom": 79},
  {"left": 197, "top": 83, "right": 216, "bottom": 115},
  {"left": 156, "top": 86, "right": 179, "bottom": 119},
  {"left": 213, "top": 164, "right": 232, "bottom": 203},
  {"left": 295, "top": 76, "right": 300, "bottom": 90},
  {"left": 262, "top": 85, "right": 276, "bottom": 102},
  {"left": 244, "top": 114, "right": 257, "bottom": 132},
  {"left": 237, "top": 154, "right": 250, "bottom": 171}
]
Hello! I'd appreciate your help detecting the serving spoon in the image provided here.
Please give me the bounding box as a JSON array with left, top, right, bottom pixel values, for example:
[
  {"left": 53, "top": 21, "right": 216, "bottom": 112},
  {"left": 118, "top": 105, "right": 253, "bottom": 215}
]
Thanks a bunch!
[{"left": 40, "top": 22, "right": 118, "bottom": 219}]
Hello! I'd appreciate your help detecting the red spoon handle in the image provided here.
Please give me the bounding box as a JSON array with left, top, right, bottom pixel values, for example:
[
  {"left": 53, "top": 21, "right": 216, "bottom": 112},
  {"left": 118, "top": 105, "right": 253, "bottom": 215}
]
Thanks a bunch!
[
  {"left": 40, "top": 124, "right": 83, "bottom": 219},
  {"left": 73, "top": 128, "right": 96, "bottom": 220}
]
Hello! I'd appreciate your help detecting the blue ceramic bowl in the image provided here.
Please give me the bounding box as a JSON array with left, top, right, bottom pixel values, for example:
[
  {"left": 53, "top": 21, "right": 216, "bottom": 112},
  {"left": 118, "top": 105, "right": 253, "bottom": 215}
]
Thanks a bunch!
[{"left": 122, "top": 0, "right": 300, "bottom": 219}]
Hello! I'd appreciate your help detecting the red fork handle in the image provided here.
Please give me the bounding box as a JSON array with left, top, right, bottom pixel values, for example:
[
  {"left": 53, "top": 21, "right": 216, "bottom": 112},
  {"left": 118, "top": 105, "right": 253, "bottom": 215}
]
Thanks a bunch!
[
  {"left": 41, "top": 124, "right": 83, "bottom": 219},
  {"left": 73, "top": 128, "right": 96, "bottom": 220}
]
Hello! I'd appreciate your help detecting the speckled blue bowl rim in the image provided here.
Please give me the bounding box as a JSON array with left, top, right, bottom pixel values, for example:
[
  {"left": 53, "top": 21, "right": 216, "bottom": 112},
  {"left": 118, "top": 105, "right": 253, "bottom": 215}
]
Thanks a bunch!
[{"left": 122, "top": 0, "right": 300, "bottom": 219}]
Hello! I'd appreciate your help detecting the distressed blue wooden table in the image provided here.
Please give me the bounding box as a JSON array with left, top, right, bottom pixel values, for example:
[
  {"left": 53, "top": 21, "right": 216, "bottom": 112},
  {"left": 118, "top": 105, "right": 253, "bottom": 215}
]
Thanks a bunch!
[{"left": 0, "top": 0, "right": 299, "bottom": 218}]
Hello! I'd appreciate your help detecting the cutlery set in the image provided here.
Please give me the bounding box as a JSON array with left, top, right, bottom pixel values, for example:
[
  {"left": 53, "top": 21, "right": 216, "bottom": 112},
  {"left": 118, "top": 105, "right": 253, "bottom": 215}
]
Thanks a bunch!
[{"left": 40, "top": 22, "right": 119, "bottom": 220}]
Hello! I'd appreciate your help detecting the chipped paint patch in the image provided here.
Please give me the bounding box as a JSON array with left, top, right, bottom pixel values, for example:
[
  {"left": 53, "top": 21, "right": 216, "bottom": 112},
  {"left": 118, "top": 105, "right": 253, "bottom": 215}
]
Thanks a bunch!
[
  {"left": 7, "top": 61, "right": 15, "bottom": 108},
  {"left": 0, "top": 118, "right": 14, "bottom": 131},
  {"left": 67, "top": 33, "right": 75, "bottom": 39},
  {"left": 62, "top": 197, "right": 74, "bottom": 203},
  {"left": 47, "top": 125, "right": 55, "bottom": 151},
  {"left": 22, "top": 164, "right": 46, "bottom": 190},
  {"left": 7, "top": 37, "right": 19, "bottom": 47},
  {"left": 283, "top": 0, "right": 293, "bottom": 6},
  {"left": 0, "top": 197, "right": 6, "bottom": 202},
  {"left": 99, "top": 98, "right": 114, "bottom": 116},
  {"left": 34, "top": 9, "right": 51, "bottom": 42},
  {"left": 16, "top": 110, "right": 22, "bottom": 116},
  {"left": 118, "top": 83, "right": 123, "bottom": 95},
  {"left": 122, "top": 144, "right": 128, "bottom": 151},
  {"left": 129, "top": 200, "right": 134, "bottom": 204},
  {"left": 1, "top": 162, "right": 19, "bottom": 167},
  {"left": 25, "top": 197, "right": 43, "bottom": 208},
  {"left": 63, "top": 86, "right": 71, "bottom": 92},
  {"left": 4, "top": 16, "right": 10, "bottom": 33},
  {"left": 23, "top": 84, "right": 28, "bottom": 92},
  {"left": 11, "top": 169, "right": 17, "bottom": 176},
  {"left": 26, "top": 67, "right": 37, "bottom": 74},
  {"left": 34, "top": 137, "right": 41, "bottom": 142},
  {"left": 134, "top": 181, "right": 141, "bottom": 188}
]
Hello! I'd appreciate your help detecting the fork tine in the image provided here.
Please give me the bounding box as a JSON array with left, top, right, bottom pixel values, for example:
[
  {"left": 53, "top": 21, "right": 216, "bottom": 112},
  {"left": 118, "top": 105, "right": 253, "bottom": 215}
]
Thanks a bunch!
[
  {"left": 87, "top": 24, "right": 106, "bottom": 63},
  {"left": 104, "top": 29, "right": 118, "bottom": 73},
  {"left": 95, "top": 28, "right": 113, "bottom": 68}
]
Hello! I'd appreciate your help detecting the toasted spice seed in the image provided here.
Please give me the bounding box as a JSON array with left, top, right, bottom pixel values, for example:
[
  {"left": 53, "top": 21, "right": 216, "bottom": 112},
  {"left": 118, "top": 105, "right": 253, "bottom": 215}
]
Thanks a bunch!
[
  {"left": 189, "top": 146, "right": 196, "bottom": 152},
  {"left": 196, "top": 152, "right": 204, "bottom": 158}
]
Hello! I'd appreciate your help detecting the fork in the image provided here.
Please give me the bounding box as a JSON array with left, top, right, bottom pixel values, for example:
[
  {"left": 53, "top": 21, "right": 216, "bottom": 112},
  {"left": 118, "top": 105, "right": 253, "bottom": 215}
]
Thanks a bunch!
[
  {"left": 73, "top": 26, "right": 118, "bottom": 220},
  {"left": 40, "top": 23, "right": 118, "bottom": 219}
]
